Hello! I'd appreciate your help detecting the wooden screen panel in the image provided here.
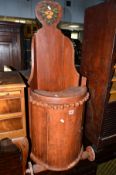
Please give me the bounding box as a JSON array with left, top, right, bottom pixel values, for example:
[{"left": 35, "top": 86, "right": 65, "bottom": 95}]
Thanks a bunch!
[{"left": 80, "top": 0, "right": 116, "bottom": 148}]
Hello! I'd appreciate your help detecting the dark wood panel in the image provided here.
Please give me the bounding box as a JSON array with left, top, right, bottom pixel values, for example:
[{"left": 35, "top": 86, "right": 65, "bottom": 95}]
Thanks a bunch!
[{"left": 80, "top": 0, "right": 116, "bottom": 148}]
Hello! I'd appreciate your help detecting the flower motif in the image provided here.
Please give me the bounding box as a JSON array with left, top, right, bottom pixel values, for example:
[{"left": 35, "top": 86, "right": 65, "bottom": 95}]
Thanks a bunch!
[
  {"left": 38, "top": 2, "right": 59, "bottom": 25},
  {"left": 45, "top": 10, "right": 54, "bottom": 19}
]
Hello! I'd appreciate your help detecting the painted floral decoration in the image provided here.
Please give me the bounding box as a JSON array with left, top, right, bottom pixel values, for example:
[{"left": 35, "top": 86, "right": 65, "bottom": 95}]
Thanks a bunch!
[{"left": 38, "top": 2, "right": 59, "bottom": 25}]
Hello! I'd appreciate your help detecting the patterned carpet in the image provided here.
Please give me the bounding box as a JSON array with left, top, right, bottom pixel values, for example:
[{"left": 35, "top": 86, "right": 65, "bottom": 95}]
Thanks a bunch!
[{"left": 97, "top": 158, "right": 116, "bottom": 175}]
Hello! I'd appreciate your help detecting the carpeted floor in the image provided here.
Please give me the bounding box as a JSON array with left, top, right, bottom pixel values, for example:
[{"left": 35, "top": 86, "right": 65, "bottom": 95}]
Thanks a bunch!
[
  {"left": 97, "top": 158, "right": 116, "bottom": 175},
  {"left": 27, "top": 158, "right": 116, "bottom": 175}
]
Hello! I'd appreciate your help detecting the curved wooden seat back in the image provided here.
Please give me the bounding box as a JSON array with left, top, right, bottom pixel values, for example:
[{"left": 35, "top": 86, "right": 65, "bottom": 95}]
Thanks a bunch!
[{"left": 28, "top": 0, "right": 79, "bottom": 91}]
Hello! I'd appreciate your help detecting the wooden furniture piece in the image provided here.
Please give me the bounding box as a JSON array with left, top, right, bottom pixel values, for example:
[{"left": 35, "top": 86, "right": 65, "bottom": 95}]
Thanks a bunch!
[
  {"left": 80, "top": 0, "right": 116, "bottom": 150},
  {"left": 0, "top": 22, "right": 23, "bottom": 71},
  {"left": 0, "top": 71, "right": 28, "bottom": 174},
  {"left": 0, "top": 138, "right": 23, "bottom": 175},
  {"left": 28, "top": 0, "right": 95, "bottom": 173}
]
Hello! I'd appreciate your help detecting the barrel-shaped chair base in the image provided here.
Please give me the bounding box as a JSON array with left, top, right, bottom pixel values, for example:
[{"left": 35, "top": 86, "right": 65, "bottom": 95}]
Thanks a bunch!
[
  {"left": 29, "top": 87, "right": 89, "bottom": 171},
  {"left": 31, "top": 146, "right": 83, "bottom": 172}
]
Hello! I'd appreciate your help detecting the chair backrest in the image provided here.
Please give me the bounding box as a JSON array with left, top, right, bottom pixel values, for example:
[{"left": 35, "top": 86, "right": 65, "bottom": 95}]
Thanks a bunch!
[{"left": 28, "top": 0, "right": 79, "bottom": 91}]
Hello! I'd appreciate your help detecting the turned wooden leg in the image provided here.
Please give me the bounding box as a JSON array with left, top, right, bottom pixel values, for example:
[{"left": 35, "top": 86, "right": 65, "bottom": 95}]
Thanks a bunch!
[{"left": 13, "top": 137, "right": 29, "bottom": 175}]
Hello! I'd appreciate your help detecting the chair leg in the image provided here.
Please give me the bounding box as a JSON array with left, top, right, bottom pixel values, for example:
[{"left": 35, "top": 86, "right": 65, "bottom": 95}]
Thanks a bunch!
[{"left": 26, "top": 162, "right": 34, "bottom": 175}]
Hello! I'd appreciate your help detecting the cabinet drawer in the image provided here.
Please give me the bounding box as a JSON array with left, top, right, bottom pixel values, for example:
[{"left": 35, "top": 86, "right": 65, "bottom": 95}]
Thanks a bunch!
[
  {"left": 0, "top": 91, "right": 20, "bottom": 97},
  {"left": 0, "top": 98, "right": 21, "bottom": 114},
  {"left": 0, "top": 117, "right": 23, "bottom": 133}
]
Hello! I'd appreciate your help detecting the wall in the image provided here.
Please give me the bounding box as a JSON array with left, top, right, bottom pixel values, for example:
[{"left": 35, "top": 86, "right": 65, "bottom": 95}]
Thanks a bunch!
[
  {"left": 0, "top": 0, "right": 104, "bottom": 23},
  {"left": 63, "top": 0, "right": 104, "bottom": 23}
]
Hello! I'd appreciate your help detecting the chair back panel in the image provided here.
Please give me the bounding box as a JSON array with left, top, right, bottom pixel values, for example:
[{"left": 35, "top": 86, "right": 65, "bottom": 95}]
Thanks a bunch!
[{"left": 29, "top": 0, "right": 79, "bottom": 91}]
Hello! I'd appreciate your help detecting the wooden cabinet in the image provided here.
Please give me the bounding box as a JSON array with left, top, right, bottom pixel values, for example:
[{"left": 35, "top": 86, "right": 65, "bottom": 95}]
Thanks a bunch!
[
  {"left": 0, "top": 71, "right": 26, "bottom": 139},
  {"left": 0, "top": 22, "right": 23, "bottom": 71},
  {"left": 0, "top": 71, "right": 28, "bottom": 172},
  {"left": 80, "top": 0, "right": 116, "bottom": 149}
]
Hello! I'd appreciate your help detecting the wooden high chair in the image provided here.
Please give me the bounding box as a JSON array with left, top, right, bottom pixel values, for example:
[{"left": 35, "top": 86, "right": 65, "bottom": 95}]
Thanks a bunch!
[{"left": 28, "top": 0, "right": 95, "bottom": 173}]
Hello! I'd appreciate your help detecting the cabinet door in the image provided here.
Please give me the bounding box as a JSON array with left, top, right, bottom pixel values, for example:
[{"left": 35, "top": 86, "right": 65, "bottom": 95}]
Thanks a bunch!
[{"left": 0, "top": 32, "right": 21, "bottom": 71}]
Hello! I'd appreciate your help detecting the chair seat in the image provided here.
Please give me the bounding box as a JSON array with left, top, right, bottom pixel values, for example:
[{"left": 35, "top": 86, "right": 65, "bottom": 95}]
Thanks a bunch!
[
  {"left": 34, "top": 86, "right": 87, "bottom": 98},
  {"left": 30, "top": 86, "right": 88, "bottom": 109}
]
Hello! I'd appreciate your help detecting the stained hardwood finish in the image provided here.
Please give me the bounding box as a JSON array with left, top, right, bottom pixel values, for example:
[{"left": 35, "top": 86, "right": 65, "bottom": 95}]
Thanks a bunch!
[
  {"left": 28, "top": 0, "right": 88, "bottom": 171},
  {"left": 0, "top": 72, "right": 26, "bottom": 139},
  {"left": 28, "top": 1, "right": 79, "bottom": 91},
  {"left": 29, "top": 88, "right": 88, "bottom": 171},
  {"left": 80, "top": 0, "right": 116, "bottom": 149},
  {"left": 0, "top": 117, "right": 22, "bottom": 132},
  {"left": 0, "top": 98, "right": 21, "bottom": 114},
  {"left": 0, "top": 22, "right": 23, "bottom": 71}
]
